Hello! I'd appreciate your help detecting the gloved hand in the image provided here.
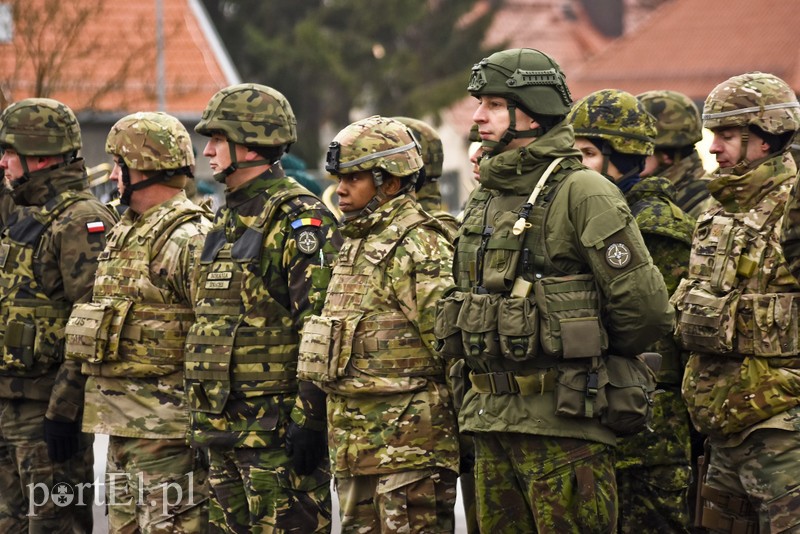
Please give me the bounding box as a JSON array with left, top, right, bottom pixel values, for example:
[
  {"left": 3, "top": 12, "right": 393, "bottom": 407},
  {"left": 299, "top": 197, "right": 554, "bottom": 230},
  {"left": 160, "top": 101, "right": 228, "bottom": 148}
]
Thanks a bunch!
[
  {"left": 43, "top": 418, "right": 81, "bottom": 463},
  {"left": 285, "top": 421, "right": 327, "bottom": 476}
]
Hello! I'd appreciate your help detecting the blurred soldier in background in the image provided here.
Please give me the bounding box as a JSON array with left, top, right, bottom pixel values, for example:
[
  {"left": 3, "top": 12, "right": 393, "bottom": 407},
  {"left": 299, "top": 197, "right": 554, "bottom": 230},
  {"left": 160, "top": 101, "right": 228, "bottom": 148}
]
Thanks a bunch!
[
  {"left": 569, "top": 89, "right": 695, "bottom": 534},
  {"left": 676, "top": 72, "right": 800, "bottom": 534},
  {"left": 67, "top": 111, "right": 212, "bottom": 532},
  {"left": 300, "top": 115, "right": 459, "bottom": 532},
  {"left": 187, "top": 83, "right": 340, "bottom": 533},
  {"left": 0, "top": 98, "right": 117, "bottom": 532}
]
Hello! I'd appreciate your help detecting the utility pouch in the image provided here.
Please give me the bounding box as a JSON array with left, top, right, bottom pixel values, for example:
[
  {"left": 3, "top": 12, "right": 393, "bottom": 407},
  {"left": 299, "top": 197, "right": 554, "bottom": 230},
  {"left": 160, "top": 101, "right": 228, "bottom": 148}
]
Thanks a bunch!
[
  {"left": 554, "top": 359, "right": 608, "bottom": 419},
  {"left": 481, "top": 211, "right": 523, "bottom": 293},
  {"left": 65, "top": 301, "right": 130, "bottom": 364},
  {"left": 456, "top": 292, "right": 501, "bottom": 359},
  {"left": 672, "top": 280, "right": 740, "bottom": 354},
  {"left": 600, "top": 354, "right": 658, "bottom": 436},
  {"left": 737, "top": 293, "right": 800, "bottom": 357},
  {"left": 497, "top": 296, "right": 539, "bottom": 361},
  {"left": 535, "top": 274, "right": 607, "bottom": 359},
  {"left": 297, "top": 315, "right": 343, "bottom": 383},
  {"left": 434, "top": 289, "right": 466, "bottom": 359},
  {"left": 2, "top": 319, "right": 36, "bottom": 370}
]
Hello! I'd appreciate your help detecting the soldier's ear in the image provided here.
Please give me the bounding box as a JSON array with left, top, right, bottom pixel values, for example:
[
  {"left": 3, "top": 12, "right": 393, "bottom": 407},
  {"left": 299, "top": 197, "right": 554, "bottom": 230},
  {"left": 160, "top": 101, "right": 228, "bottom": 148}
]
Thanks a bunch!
[{"left": 381, "top": 175, "right": 402, "bottom": 196}]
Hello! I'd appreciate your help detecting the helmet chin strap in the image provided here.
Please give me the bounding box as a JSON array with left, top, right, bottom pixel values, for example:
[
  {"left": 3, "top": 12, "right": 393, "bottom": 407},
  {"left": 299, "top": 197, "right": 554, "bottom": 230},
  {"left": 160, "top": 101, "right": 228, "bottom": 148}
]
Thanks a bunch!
[
  {"left": 483, "top": 102, "right": 542, "bottom": 157},
  {"left": 213, "top": 140, "right": 271, "bottom": 183},
  {"left": 8, "top": 153, "right": 68, "bottom": 192}
]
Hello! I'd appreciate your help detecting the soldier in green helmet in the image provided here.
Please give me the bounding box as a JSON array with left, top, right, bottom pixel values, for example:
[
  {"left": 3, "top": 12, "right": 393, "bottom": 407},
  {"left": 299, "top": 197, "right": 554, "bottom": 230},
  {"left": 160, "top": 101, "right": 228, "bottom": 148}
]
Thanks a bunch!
[
  {"left": 435, "top": 48, "right": 673, "bottom": 533},
  {"left": 65, "top": 111, "right": 213, "bottom": 532},
  {"left": 298, "top": 115, "right": 459, "bottom": 532},
  {"left": 568, "top": 89, "right": 695, "bottom": 534},
  {"left": 0, "top": 98, "right": 118, "bottom": 532},
  {"left": 637, "top": 90, "right": 713, "bottom": 218},
  {"left": 187, "top": 83, "right": 340, "bottom": 533},
  {"left": 674, "top": 72, "right": 800, "bottom": 534}
]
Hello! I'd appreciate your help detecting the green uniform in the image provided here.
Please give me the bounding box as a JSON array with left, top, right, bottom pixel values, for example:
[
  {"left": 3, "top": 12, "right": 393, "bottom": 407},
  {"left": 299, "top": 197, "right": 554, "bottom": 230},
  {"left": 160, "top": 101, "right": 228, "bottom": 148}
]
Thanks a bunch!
[
  {"left": 0, "top": 161, "right": 117, "bottom": 532},
  {"left": 442, "top": 121, "right": 673, "bottom": 533},
  {"left": 185, "top": 167, "right": 340, "bottom": 533}
]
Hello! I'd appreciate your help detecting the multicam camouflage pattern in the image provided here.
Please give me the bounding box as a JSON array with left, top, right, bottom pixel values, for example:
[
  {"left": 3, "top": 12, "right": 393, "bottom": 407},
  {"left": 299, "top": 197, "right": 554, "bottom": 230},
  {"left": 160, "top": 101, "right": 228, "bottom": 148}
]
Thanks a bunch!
[
  {"left": 0, "top": 98, "right": 81, "bottom": 156},
  {"left": 638, "top": 90, "right": 703, "bottom": 148},
  {"left": 78, "top": 192, "right": 212, "bottom": 439},
  {"left": 336, "top": 468, "right": 458, "bottom": 533},
  {"left": 195, "top": 83, "right": 297, "bottom": 147},
  {"left": 392, "top": 116, "right": 444, "bottom": 179},
  {"left": 105, "top": 111, "right": 195, "bottom": 171},
  {"left": 207, "top": 445, "right": 331, "bottom": 533},
  {"left": 106, "top": 436, "right": 208, "bottom": 533},
  {"left": 308, "top": 195, "right": 459, "bottom": 477},
  {"left": 702, "top": 72, "right": 800, "bottom": 135},
  {"left": 675, "top": 151, "right": 800, "bottom": 439},
  {"left": 467, "top": 48, "right": 573, "bottom": 116},
  {"left": 567, "top": 89, "right": 657, "bottom": 155},
  {"left": 474, "top": 434, "right": 616, "bottom": 533},
  {"left": 325, "top": 115, "right": 423, "bottom": 178}
]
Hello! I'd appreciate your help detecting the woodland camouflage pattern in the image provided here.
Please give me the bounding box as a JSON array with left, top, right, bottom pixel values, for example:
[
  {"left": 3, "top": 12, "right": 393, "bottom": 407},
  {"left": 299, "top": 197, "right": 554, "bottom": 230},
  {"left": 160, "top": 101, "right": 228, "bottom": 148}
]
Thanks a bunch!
[
  {"left": 0, "top": 98, "right": 81, "bottom": 156},
  {"left": 638, "top": 90, "right": 703, "bottom": 148}
]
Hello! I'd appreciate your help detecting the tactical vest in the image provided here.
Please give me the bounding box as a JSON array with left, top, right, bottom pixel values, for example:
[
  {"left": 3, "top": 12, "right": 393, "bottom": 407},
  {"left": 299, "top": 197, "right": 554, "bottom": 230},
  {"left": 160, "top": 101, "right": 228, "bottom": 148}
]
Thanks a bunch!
[
  {"left": 185, "top": 186, "right": 309, "bottom": 414},
  {"left": 674, "top": 180, "right": 800, "bottom": 435},
  {"left": 0, "top": 191, "right": 85, "bottom": 376},
  {"left": 65, "top": 198, "right": 208, "bottom": 378},
  {"left": 298, "top": 207, "right": 444, "bottom": 394}
]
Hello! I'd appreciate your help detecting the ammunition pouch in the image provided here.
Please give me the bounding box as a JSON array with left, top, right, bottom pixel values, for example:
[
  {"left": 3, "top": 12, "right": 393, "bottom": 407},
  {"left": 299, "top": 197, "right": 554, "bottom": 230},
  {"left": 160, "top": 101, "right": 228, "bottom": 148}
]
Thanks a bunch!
[
  {"left": 673, "top": 280, "right": 740, "bottom": 354},
  {"left": 65, "top": 301, "right": 128, "bottom": 365},
  {"left": 456, "top": 292, "right": 502, "bottom": 359},
  {"left": 699, "top": 482, "right": 757, "bottom": 534},
  {"left": 433, "top": 289, "right": 466, "bottom": 360},
  {"left": 0, "top": 302, "right": 71, "bottom": 375},
  {"left": 297, "top": 314, "right": 344, "bottom": 383}
]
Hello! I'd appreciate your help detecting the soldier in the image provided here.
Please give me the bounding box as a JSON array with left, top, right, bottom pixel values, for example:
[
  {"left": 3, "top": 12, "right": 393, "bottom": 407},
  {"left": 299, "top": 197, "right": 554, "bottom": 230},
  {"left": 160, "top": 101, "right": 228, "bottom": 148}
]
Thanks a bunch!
[
  {"left": 0, "top": 98, "right": 117, "bottom": 532},
  {"left": 436, "top": 48, "right": 673, "bottom": 533},
  {"left": 65, "top": 112, "right": 212, "bottom": 532},
  {"left": 392, "top": 116, "right": 459, "bottom": 239},
  {"left": 568, "top": 89, "right": 695, "bottom": 534},
  {"left": 187, "top": 83, "right": 339, "bottom": 533},
  {"left": 637, "top": 90, "right": 712, "bottom": 218},
  {"left": 298, "top": 115, "right": 459, "bottom": 532},
  {"left": 675, "top": 72, "right": 800, "bottom": 533}
]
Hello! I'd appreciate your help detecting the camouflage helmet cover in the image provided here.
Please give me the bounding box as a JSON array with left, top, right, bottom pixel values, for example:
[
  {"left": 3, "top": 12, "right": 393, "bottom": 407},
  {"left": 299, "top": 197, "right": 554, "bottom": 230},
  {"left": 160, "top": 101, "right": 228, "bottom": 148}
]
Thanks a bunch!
[
  {"left": 637, "top": 90, "right": 702, "bottom": 148},
  {"left": 702, "top": 72, "right": 800, "bottom": 135},
  {"left": 467, "top": 48, "right": 573, "bottom": 117},
  {"left": 325, "top": 115, "right": 423, "bottom": 177},
  {"left": 105, "top": 111, "right": 195, "bottom": 171},
  {"left": 568, "top": 89, "right": 657, "bottom": 156},
  {"left": 195, "top": 83, "right": 297, "bottom": 147},
  {"left": 0, "top": 97, "right": 81, "bottom": 156},
  {"left": 392, "top": 116, "right": 443, "bottom": 178}
]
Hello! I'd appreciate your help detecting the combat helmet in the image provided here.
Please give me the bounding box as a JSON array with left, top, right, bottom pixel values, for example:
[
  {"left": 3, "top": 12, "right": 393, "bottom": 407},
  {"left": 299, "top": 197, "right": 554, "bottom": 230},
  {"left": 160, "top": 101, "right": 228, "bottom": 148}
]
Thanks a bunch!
[
  {"left": 638, "top": 90, "right": 703, "bottom": 148},
  {"left": 196, "top": 83, "right": 297, "bottom": 182},
  {"left": 326, "top": 115, "right": 423, "bottom": 219},
  {"left": 0, "top": 98, "right": 82, "bottom": 187},
  {"left": 468, "top": 48, "right": 573, "bottom": 156},
  {"left": 106, "top": 112, "right": 195, "bottom": 205},
  {"left": 392, "top": 116, "right": 443, "bottom": 180}
]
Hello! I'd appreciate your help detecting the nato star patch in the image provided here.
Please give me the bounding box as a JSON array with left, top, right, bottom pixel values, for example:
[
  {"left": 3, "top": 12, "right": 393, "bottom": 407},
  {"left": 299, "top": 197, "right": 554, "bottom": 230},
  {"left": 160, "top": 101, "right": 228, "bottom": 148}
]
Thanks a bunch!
[{"left": 605, "top": 242, "right": 631, "bottom": 268}]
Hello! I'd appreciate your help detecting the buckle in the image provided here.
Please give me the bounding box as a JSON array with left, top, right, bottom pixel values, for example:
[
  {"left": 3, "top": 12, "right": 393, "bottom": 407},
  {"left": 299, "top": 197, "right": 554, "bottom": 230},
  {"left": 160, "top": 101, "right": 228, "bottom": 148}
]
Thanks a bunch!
[{"left": 489, "top": 372, "right": 519, "bottom": 394}]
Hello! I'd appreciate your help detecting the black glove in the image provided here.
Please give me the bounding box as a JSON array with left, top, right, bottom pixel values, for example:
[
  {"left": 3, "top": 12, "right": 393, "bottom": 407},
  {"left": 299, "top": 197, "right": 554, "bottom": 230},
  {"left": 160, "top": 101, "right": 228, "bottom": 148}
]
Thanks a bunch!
[
  {"left": 285, "top": 421, "right": 327, "bottom": 476},
  {"left": 460, "top": 449, "right": 475, "bottom": 475},
  {"left": 43, "top": 418, "right": 81, "bottom": 463}
]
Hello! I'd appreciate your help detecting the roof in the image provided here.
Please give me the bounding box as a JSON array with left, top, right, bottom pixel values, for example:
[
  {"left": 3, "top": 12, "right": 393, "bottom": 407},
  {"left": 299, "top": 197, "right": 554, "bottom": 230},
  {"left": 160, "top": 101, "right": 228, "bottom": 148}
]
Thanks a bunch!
[
  {"left": 0, "top": 0, "right": 239, "bottom": 118},
  {"left": 568, "top": 0, "right": 800, "bottom": 100}
]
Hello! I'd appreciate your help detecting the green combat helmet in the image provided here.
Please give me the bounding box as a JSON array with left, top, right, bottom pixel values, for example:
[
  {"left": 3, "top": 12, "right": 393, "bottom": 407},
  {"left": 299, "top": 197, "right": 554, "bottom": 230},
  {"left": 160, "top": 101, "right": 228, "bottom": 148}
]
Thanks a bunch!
[
  {"left": 0, "top": 97, "right": 82, "bottom": 187},
  {"left": 195, "top": 83, "right": 297, "bottom": 182},
  {"left": 702, "top": 72, "right": 800, "bottom": 174},
  {"left": 106, "top": 111, "right": 195, "bottom": 205},
  {"left": 638, "top": 90, "right": 703, "bottom": 149},
  {"left": 467, "top": 48, "right": 572, "bottom": 156},
  {"left": 325, "top": 115, "right": 423, "bottom": 218}
]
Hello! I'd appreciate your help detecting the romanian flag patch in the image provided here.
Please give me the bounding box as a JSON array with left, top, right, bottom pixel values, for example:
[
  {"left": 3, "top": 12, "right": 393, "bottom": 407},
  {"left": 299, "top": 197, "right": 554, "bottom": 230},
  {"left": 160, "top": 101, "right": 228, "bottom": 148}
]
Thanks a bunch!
[
  {"left": 86, "top": 221, "right": 106, "bottom": 233},
  {"left": 290, "top": 217, "right": 322, "bottom": 229}
]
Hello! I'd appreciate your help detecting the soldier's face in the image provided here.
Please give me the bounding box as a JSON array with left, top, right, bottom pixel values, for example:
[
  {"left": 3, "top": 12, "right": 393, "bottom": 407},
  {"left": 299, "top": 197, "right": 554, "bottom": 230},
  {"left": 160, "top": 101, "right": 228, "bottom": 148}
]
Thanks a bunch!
[
  {"left": 335, "top": 170, "right": 377, "bottom": 213},
  {"left": 709, "top": 127, "right": 770, "bottom": 169},
  {"left": 0, "top": 147, "right": 27, "bottom": 184},
  {"left": 575, "top": 137, "right": 621, "bottom": 179},
  {"left": 203, "top": 133, "right": 233, "bottom": 173},
  {"left": 469, "top": 143, "right": 483, "bottom": 182},
  {"left": 472, "top": 95, "right": 539, "bottom": 152}
]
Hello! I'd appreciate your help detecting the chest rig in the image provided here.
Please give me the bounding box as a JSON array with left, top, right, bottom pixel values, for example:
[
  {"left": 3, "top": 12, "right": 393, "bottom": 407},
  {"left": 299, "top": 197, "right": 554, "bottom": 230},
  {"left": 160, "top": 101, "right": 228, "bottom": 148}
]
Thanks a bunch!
[
  {"left": 65, "top": 199, "right": 208, "bottom": 378},
  {"left": 185, "top": 185, "right": 309, "bottom": 414},
  {"left": 0, "top": 191, "right": 85, "bottom": 376}
]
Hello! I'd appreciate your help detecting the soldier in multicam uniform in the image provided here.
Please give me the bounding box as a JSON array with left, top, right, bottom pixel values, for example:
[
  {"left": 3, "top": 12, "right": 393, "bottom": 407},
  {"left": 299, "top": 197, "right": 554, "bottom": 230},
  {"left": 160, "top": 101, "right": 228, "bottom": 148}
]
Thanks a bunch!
[
  {"left": 568, "top": 89, "right": 695, "bottom": 534},
  {"left": 0, "top": 98, "right": 117, "bottom": 532},
  {"left": 298, "top": 115, "right": 459, "bottom": 532},
  {"left": 434, "top": 48, "right": 673, "bottom": 533},
  {"left": 673, "top": 72, "right": 800, "bottom": 533},
  {"left": 187, "top": 83, "right": 339, "bottom": 533},
  {"left": 638, "top": 90, "right": 713, "bottom": 219},
  {"left": 65, "top": 112, "right": 212, "bottom": 532}
]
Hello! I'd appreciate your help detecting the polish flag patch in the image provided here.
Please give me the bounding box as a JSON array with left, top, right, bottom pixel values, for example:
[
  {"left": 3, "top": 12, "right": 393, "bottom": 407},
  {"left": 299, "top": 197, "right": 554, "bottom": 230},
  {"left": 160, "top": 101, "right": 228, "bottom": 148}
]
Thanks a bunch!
[{"left": 86, "top": 221, "right": 106, "bottom": 233}]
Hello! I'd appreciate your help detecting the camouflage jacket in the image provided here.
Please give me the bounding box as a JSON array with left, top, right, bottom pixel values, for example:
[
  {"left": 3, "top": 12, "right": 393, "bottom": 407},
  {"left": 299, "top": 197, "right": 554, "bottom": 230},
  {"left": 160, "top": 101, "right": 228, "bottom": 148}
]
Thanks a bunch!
[
  {"left": 81, "top": 192, "right": 211, "bottom": 439},
  {"left": 675, "top": 151, "right": 800, "bottom": 443},
  {"left": 186, "top": 166, "right": 342, "bottom": 449},
  {"left": 660, "top": 151, "right": 712, "bottom": 219},
  {"left": 450, "top": 122, "right": 673, "bottom": 445},
  {"left": 315, "top": 195, "right": 459, "bottom": 477},
  {"left": 417, "top": 181, "right": 459, "bottom": 241},
  {"left": 0, "top": 161, "right": 117, "bottom": 423}
]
